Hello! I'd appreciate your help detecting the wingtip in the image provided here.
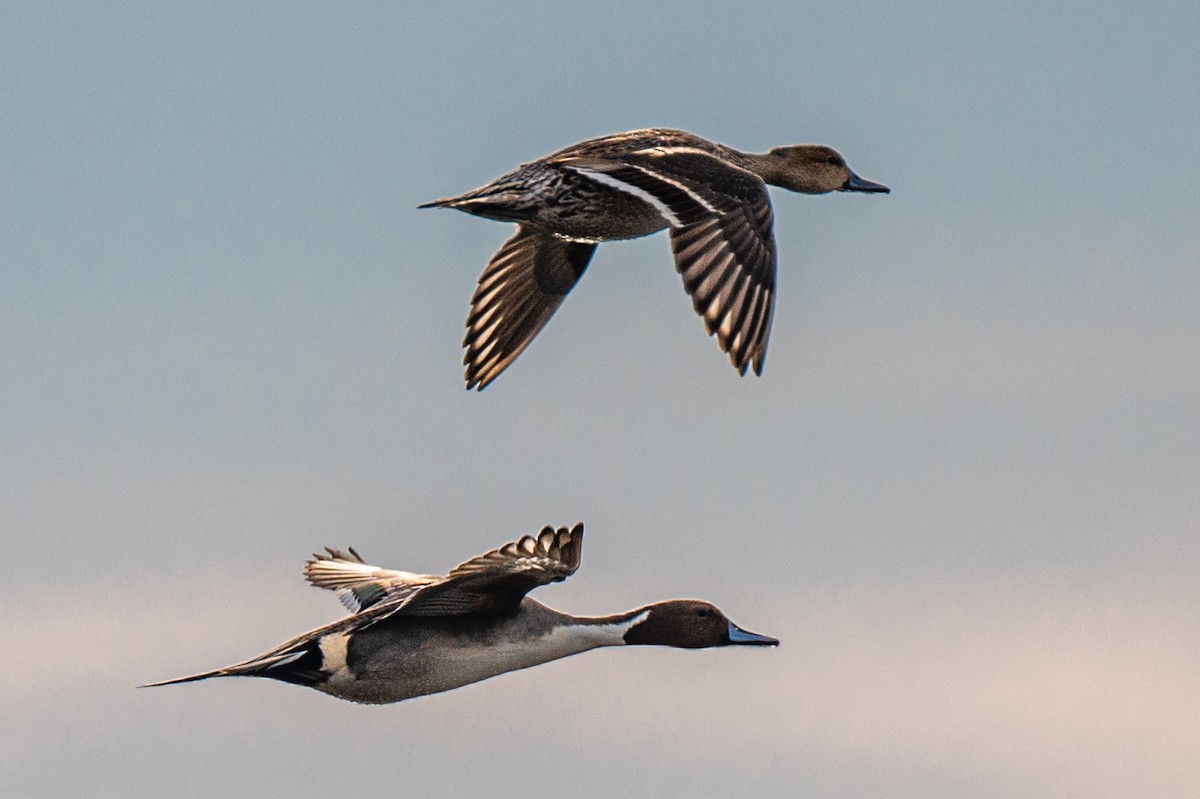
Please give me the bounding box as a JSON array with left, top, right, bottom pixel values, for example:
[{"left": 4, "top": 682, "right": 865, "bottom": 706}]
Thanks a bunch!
[
  {"left": 463, "top": 353, "right": 495, "bottom": 391},
  {"left": 730, "top": 348, "right": 766, "bottom": 377},
  {"left": 464, "top": 365, "right": 498, "bottom": 391},
  {"left": 305, "top": 547, "right": 362, "bottom": 570}
]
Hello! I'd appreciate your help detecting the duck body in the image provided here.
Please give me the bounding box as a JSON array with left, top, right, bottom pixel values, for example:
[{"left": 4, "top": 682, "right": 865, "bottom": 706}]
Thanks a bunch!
[
  {"left": 146, "top": 524, "right": 777, "bottom": 705},
  {"left": 310, "top": 599, "right": 632, "bottom": 704},
  {"left": 421, "top": 128, "right": 889, "bottom": 389},
  {"left": 431, "top": 129, "right": 740, "bottom": 241}
]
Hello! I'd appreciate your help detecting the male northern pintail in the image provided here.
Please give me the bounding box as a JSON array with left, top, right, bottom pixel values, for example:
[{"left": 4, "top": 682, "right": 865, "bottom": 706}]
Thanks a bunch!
[
  {"left": 145, "top": 523, "right": 777, "bottom": 704},
  {"left": 421, "top": 128, "right": 889, "bottom": 389}
]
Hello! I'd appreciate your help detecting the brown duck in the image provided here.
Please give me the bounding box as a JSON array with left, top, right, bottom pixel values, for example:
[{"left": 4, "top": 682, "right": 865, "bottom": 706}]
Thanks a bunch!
[{"left": 421, "top": 128, "right": 889, "bottom": 389}]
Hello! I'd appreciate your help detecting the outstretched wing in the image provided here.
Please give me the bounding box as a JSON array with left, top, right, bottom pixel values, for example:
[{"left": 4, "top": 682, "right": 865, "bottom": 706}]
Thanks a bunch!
[
  {"left": 145, "top": 525, "right": 586, "bottom": 688},
  {"left": 365, "top": 523, "right": 584, "bottom": 622},
  {"left": 562, "top": 148, "right": 776, "bottom": 375},
  {"left": 304, "top": 547, "right": 439, "bottom": 613},
  {"left": 669, "top": 200, "right": 775, "bottom": 375},
  {"left": 464, "top": 227, "right": 596, "bottom": 390}
]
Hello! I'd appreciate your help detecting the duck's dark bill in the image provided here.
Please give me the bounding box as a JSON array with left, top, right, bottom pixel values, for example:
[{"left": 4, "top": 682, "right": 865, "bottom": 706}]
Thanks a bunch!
[
  {"left": 841, "top": 173, "right": 890, "bottom": 193},
  {"left": 726, "top": 622, "right": 780, "bottom": 646}
]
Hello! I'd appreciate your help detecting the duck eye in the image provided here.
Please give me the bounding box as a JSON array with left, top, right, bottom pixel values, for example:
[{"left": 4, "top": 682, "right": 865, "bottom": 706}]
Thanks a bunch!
[
  {"left": 826, "top": 156, "right": 843, "bottom": 166},
  {"left": 696, "top": 608, "right": 710, "bottom": 618}
]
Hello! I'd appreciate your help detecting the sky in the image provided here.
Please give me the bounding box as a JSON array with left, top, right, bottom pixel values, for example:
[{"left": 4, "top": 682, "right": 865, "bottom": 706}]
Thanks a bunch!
[{"left": 3, "top": 2, "right": 1199, "bottom": 796}]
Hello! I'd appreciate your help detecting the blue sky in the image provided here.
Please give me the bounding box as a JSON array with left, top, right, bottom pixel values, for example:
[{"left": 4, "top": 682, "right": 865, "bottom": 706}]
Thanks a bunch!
[{"left": 3, "top": 3, "right": 1198, "bottom": 797}]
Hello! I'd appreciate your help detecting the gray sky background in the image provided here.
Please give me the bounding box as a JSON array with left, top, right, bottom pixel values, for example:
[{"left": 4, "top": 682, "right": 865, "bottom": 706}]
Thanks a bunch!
[{"left": 3, "top": 3, "right": 1198, "bottom": 797}]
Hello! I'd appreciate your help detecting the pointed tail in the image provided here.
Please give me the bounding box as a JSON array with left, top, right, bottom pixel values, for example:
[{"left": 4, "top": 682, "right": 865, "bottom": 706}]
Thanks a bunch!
[
  {"left": 417, "top": 191, "right": 538, "bottom": 223},
  {"left": 417, "top": 196, "right": 458, "bottom": 209},
  {"left": 141, "top": 648, "right": 313, "bottom": 689},
  {"left": 140, "top": 667, "right": 233, "bottom": 688}
]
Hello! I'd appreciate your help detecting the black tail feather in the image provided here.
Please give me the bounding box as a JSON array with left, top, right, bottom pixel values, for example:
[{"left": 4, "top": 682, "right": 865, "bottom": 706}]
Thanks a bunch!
[{"left": 142, "top": 641, "right": 326, "bottom": 690}]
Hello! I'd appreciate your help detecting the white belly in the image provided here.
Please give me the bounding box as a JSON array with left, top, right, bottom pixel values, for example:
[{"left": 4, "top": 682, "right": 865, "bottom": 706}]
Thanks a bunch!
[{"left": 319, "top": 615, "right": 642, "bottom": 704}]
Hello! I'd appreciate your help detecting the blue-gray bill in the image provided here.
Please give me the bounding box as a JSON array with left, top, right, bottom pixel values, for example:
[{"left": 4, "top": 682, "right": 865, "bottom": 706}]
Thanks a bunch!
[
  {"left": 726, "top": 621, "right": 780, "bottom": 646},
  {"left": 841, "top": 172, "right": 890, "bottom": 193}
]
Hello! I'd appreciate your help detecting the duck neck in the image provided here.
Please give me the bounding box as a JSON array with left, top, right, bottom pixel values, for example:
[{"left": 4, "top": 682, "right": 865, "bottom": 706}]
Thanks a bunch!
[
  {"left": 706, "top": 144, "right": 764, "bottom": 176},
  {"left": 728, "top": 149, "right": 787, "bottom": 184},
  {"left": 570, "top": 607, "right": 651, "bottom": 647}
]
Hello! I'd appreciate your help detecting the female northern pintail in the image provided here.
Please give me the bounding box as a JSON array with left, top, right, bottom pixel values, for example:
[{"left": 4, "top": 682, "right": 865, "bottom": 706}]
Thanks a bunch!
[
  {"left": 145, "top": 523, "right": 777, "bottom": 704},
  {"left": 421, "top": 128, "right": 889, "bottom": 389}
]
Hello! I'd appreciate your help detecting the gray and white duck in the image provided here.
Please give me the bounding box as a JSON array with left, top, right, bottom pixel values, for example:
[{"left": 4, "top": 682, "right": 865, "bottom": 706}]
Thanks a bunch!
[
  {"left": 145, "top": 523, "right": 778, "bottom": 704},
  {"left": 421, "top": 128, "right": 889, "bottom": 389}
]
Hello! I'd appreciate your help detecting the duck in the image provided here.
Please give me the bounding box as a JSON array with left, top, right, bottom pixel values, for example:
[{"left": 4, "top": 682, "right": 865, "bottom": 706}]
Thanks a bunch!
[
  {"left": 420, "top": 128, "right": 890, "bottom": 389},
  {"left": 144, "top": 523, "right": 778, "bottom": 704}
]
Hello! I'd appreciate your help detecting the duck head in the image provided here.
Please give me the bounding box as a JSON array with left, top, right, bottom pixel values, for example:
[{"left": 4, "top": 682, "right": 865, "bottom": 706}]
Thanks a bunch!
[
  {"left": 623, "top": 599, "right": 779, "bottom": 648},
  {"left": 760, "top": 145, "right": 890, "bottom": 195}
]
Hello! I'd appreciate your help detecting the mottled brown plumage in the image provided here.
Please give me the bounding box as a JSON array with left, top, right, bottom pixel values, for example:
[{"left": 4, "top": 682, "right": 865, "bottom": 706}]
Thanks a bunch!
[{"left": 421, "top": 128, "right": 889, "bottom": 389}]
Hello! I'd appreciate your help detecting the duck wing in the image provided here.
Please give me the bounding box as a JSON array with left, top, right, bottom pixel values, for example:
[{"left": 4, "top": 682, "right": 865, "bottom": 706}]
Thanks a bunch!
[
  {"left": 145, "top": 526, "right": 584, "bottom": 688},
  {"left": 464, "top": 227, "right": 596, "bottom": 390},
  {"left": 304, "top": 547, "right": 439, "bottom": 613},
  {"left": 361, "top": 523, "right": 584, "bottom": 623},
  {"left": 669, "top": 198, "right": 776, "bottom": 376},
  {"left": 560, "top": 149, "right": 776, "bottom": 375}
]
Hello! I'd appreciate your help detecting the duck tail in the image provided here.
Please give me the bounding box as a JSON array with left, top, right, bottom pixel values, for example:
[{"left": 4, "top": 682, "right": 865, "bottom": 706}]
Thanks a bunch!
[
  {"left": 417, "top": 196, "right": 458, "bottom": 209},
  {"left": 418, "top": 187, "right": 540, "bottom": 223},
  {"left": 141, "top": 646, "right": 317, "bottom": 689},
  {"left": 140, "top": 666, "right": 234, "bottom": 688}
]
